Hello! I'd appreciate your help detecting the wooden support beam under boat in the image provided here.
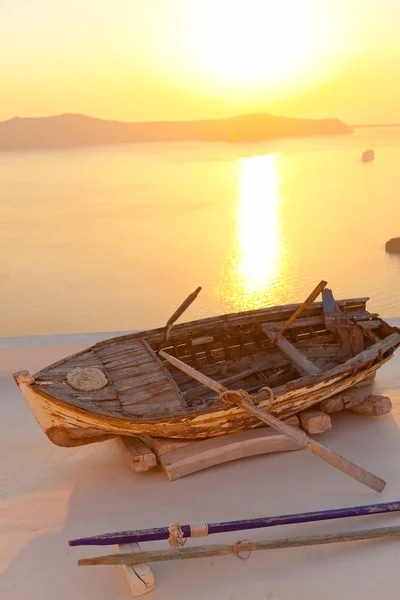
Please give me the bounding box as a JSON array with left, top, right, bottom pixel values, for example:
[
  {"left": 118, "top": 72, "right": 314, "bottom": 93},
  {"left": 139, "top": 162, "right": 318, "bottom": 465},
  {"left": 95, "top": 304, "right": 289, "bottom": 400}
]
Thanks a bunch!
[
  {"left": 261, "top": 325, "right": 321, "bottom": 376},
  {"left": 158, "top": 350, "right": 386, "bottom": 492},
  {"left": 156, "top": 427, "right": 306, "bottom": 481}
]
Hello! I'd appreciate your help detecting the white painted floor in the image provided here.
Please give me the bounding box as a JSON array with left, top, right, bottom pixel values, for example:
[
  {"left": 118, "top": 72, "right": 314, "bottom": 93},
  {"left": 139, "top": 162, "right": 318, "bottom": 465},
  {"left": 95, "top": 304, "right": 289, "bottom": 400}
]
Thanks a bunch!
[{"left": 1, "top": 323, "right": 400, "bottom": 599}]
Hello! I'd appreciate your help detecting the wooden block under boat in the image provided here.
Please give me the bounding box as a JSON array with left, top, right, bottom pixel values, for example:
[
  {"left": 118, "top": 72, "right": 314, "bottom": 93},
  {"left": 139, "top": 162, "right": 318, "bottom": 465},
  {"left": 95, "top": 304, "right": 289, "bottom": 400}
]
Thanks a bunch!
[
  {"left": 299, "top": 410, "right": 332, "bottom": 435},
  {"left": 117, "top": 437, "right": 158, "bottom": 472},
  {"left": 347, "top": 395, "right": 392, "bottom": 417}
]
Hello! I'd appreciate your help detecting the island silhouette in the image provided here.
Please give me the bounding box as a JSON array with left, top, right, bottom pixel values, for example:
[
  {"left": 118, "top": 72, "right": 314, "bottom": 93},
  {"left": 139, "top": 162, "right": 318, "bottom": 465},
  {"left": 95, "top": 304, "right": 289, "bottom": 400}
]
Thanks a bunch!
[{"left": 0, "top": 112, "right": 352, "bottom": 151}]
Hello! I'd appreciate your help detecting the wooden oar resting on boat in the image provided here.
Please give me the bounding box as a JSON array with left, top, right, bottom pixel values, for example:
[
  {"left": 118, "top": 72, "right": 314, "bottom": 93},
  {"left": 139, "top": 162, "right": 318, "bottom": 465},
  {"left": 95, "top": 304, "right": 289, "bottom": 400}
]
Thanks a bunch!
[
  {"left": 159, "top": 349, "right": 385, "bottom": 491},
  {"left": 164, "top": 286, "right": 202, "bottom": 341},
  {"left": 69, "top": 500, "right": 400, "bottom": 547},
  {"left": 267, "top": 280, "right": 327, "bottom": 344},
  {"left": 12, "top": 281, "right": 400, "bottom": 451},
  {"left": 78, "top": 525, "right": 400, "bottom": 567}
]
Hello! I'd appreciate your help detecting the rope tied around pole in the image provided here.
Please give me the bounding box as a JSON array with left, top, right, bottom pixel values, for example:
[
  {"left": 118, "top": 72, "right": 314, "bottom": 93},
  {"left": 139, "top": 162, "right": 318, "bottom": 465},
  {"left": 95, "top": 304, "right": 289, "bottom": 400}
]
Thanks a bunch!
[
  {"left": 232, "top": 539, "right": 253, "bottom": 560},
  {"left": 168, "top": 522, "right": 186, "bottom": 548},
  {"left": 219, "top": 387, "right": 274, "bottom": 409}
]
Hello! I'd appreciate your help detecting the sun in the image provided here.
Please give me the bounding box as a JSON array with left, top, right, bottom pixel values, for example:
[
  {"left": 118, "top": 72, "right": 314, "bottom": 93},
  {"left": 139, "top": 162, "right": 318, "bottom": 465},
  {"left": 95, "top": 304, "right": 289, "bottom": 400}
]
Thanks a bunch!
[{"left": 157, "top": 0, "right": 348, "bottom": 103}]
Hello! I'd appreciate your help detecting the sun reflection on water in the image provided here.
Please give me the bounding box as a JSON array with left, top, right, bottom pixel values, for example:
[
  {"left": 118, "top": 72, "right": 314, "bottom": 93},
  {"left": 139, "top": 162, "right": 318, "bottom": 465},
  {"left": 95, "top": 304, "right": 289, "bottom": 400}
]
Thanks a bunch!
[{"left": 215, "top": 153, "right": 289, "bottom": 311}]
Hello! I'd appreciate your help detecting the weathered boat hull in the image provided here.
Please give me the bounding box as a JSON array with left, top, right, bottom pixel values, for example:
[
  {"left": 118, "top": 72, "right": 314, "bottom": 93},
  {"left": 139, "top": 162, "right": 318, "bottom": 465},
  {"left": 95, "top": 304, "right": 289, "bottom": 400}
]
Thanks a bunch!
[
  {"left": 13, "top": 295, "right": 400, "bottom": 447},
  {"left": 13, "top": 357, "right": 388, "bottom": 447}
]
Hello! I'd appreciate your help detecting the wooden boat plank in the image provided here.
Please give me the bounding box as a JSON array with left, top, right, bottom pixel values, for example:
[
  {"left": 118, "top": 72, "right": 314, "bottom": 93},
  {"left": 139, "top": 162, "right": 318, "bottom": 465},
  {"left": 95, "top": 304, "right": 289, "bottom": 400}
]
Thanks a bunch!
[
  {"left": 100, "top": 347, "right": 150, "bottom": 364},
  {"left": 36, "top": 365, "right": 105, "bottom": 378},
  {"left": 322, "top": 289, "right": 352, "bottom": 358},
  {"left": 121, "top": 401, "right": 181, "bottom": 416},
  {"left": 36, "top": 352, "right": 106, "bottom": 378},
  {"left": 32, "top": 383, "right": 122, "bottom": 414},
  {"left": 349, "top": 327, "right": 365, "bottom": 355},
  {"left": 78, "top": 399, "right": 123, "bottom": 413},
  {"left": 33, "top": 381, "right": 118, "bottom": 401},
  {"left": 290, "top": 333, "right": 337, "bottom": 347},
  {"left": 96, "top": 340, "right": 147, "bottom": 357},
  {"left": 141, "top": 339, "right": 186, "bottom": 407},
  {"left": 262, "top": 326, "right": 321, "bottom": 376},
  {"left": 99, "top": 348, "right": 150, "bottom": 364},
  {"left": 119, "top": 393, "right": 179, "bottom": 413},
  {"left": 118, "top": 379, "right": 183, "bottom": 410},
  {"left": 101, "top": 337, "right": 186, "bottom": 411},
  {"left": 357, "top": 319, "right": 381, "bottom": 329},
  {"left": 118, "top": 381, "right": 174, "bottom": 405},
  {"left": 35, "top": 371, "right": 75, "bottom": 383},
  {"left": 102, "top": 354, "right": 155, "bottom": 370},
  {"left": 114, "top": 371, "right": 168, "bottom": 393},
  {"left": 107, "top": 361, "right": 162, "bottom": 382},
  {"left": 303, "top": 346, "right": 342, "bottom": 359},
  {"left": 158, "top": 427, "right": 306, "bottom": 481}
]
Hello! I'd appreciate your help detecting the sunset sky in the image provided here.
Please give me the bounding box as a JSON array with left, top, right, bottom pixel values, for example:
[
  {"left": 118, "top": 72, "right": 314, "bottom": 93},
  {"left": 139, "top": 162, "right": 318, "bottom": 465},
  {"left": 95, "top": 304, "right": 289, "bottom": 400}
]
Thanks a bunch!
[{"left": 2, "top": 0, "right": 399, "bottom": 123}]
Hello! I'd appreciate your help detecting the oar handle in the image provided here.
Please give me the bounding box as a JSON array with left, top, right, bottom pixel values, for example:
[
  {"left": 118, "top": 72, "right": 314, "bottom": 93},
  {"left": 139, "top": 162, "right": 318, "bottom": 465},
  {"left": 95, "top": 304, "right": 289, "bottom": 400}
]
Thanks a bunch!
[
  {"left": 68, "top": 501, "right": 400, "bottom": 546},
  {"left": 235, "top": 396, "right": 385, "bottom": 493},
  {"left": 306, "top": 439, "right": 386, "bottom": 492},
  {"left": 269, "top": 280, "right": 327, "bottom": 343},
  {"left": 165, "top": 287, "right": 202, "bottom": 328}
]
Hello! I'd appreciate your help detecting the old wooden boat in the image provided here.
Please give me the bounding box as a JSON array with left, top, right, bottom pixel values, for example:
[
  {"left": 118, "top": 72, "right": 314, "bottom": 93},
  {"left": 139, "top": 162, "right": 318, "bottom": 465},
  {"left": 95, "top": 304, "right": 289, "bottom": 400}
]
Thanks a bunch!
[{"left": 13, "top": 285, "right": 400, "bottom": 447}]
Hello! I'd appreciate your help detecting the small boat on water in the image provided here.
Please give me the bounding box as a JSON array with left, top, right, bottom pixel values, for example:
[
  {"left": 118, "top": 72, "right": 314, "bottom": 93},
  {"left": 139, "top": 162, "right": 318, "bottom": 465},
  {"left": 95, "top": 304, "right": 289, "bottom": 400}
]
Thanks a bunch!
[
  {"left": 362, "top": 148, "right": 375, "bottom": 162},
  {"left": 13, "top": 283, "right": 400, "bottom": 448}
]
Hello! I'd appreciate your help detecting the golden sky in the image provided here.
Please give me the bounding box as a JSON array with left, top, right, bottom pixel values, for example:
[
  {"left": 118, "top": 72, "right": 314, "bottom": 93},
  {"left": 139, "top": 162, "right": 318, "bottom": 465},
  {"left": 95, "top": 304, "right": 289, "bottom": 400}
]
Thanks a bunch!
[{"left": 1, "top": 0, "right": 399, "bottom": 123}]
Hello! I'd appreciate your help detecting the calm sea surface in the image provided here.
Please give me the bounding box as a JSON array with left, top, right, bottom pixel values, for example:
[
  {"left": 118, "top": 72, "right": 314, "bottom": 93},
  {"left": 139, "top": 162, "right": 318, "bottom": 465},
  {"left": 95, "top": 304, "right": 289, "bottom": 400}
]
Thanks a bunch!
[{"left": 1, "top": 128, "right": 400, "bottom": 337}]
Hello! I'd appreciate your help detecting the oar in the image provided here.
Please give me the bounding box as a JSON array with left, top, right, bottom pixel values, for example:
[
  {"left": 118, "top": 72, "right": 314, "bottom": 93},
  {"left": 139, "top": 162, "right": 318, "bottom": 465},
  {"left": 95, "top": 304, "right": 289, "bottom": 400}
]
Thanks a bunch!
[
  {"left": 267, "top": 280, "right": 327, "bottom": 344},
  {"left": 78, "top": 525, "right": 400, "bottom": 566},
  {"left": 159, "top": 350, "right": 386, "bottom": 493},
  {"left": 69, "top": 500, "right": 400, "bottom": 546},
  {"left": 164, "top": 286, "right": 202, "bottom": 340}
]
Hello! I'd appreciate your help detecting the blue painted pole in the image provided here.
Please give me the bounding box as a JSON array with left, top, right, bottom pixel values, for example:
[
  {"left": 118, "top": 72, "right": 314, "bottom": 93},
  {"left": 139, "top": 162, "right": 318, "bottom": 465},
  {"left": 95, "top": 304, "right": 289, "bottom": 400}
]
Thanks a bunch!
[{"left": 69, "top": 501, "right": 400, "bottom": 547}]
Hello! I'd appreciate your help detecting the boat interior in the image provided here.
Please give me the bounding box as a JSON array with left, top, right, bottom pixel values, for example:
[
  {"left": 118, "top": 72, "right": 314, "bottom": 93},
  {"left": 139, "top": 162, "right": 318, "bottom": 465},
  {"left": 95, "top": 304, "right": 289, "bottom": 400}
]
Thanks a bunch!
[{"left": 31, "top": 292, "right": 398, "bottom": 420}]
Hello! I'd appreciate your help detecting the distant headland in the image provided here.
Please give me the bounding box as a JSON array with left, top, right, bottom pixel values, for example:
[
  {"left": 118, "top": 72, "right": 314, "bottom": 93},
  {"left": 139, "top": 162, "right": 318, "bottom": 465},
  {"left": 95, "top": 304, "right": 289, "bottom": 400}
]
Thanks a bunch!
[{"left": 0, "top": 113, "right": 352, "bottom": 151}]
